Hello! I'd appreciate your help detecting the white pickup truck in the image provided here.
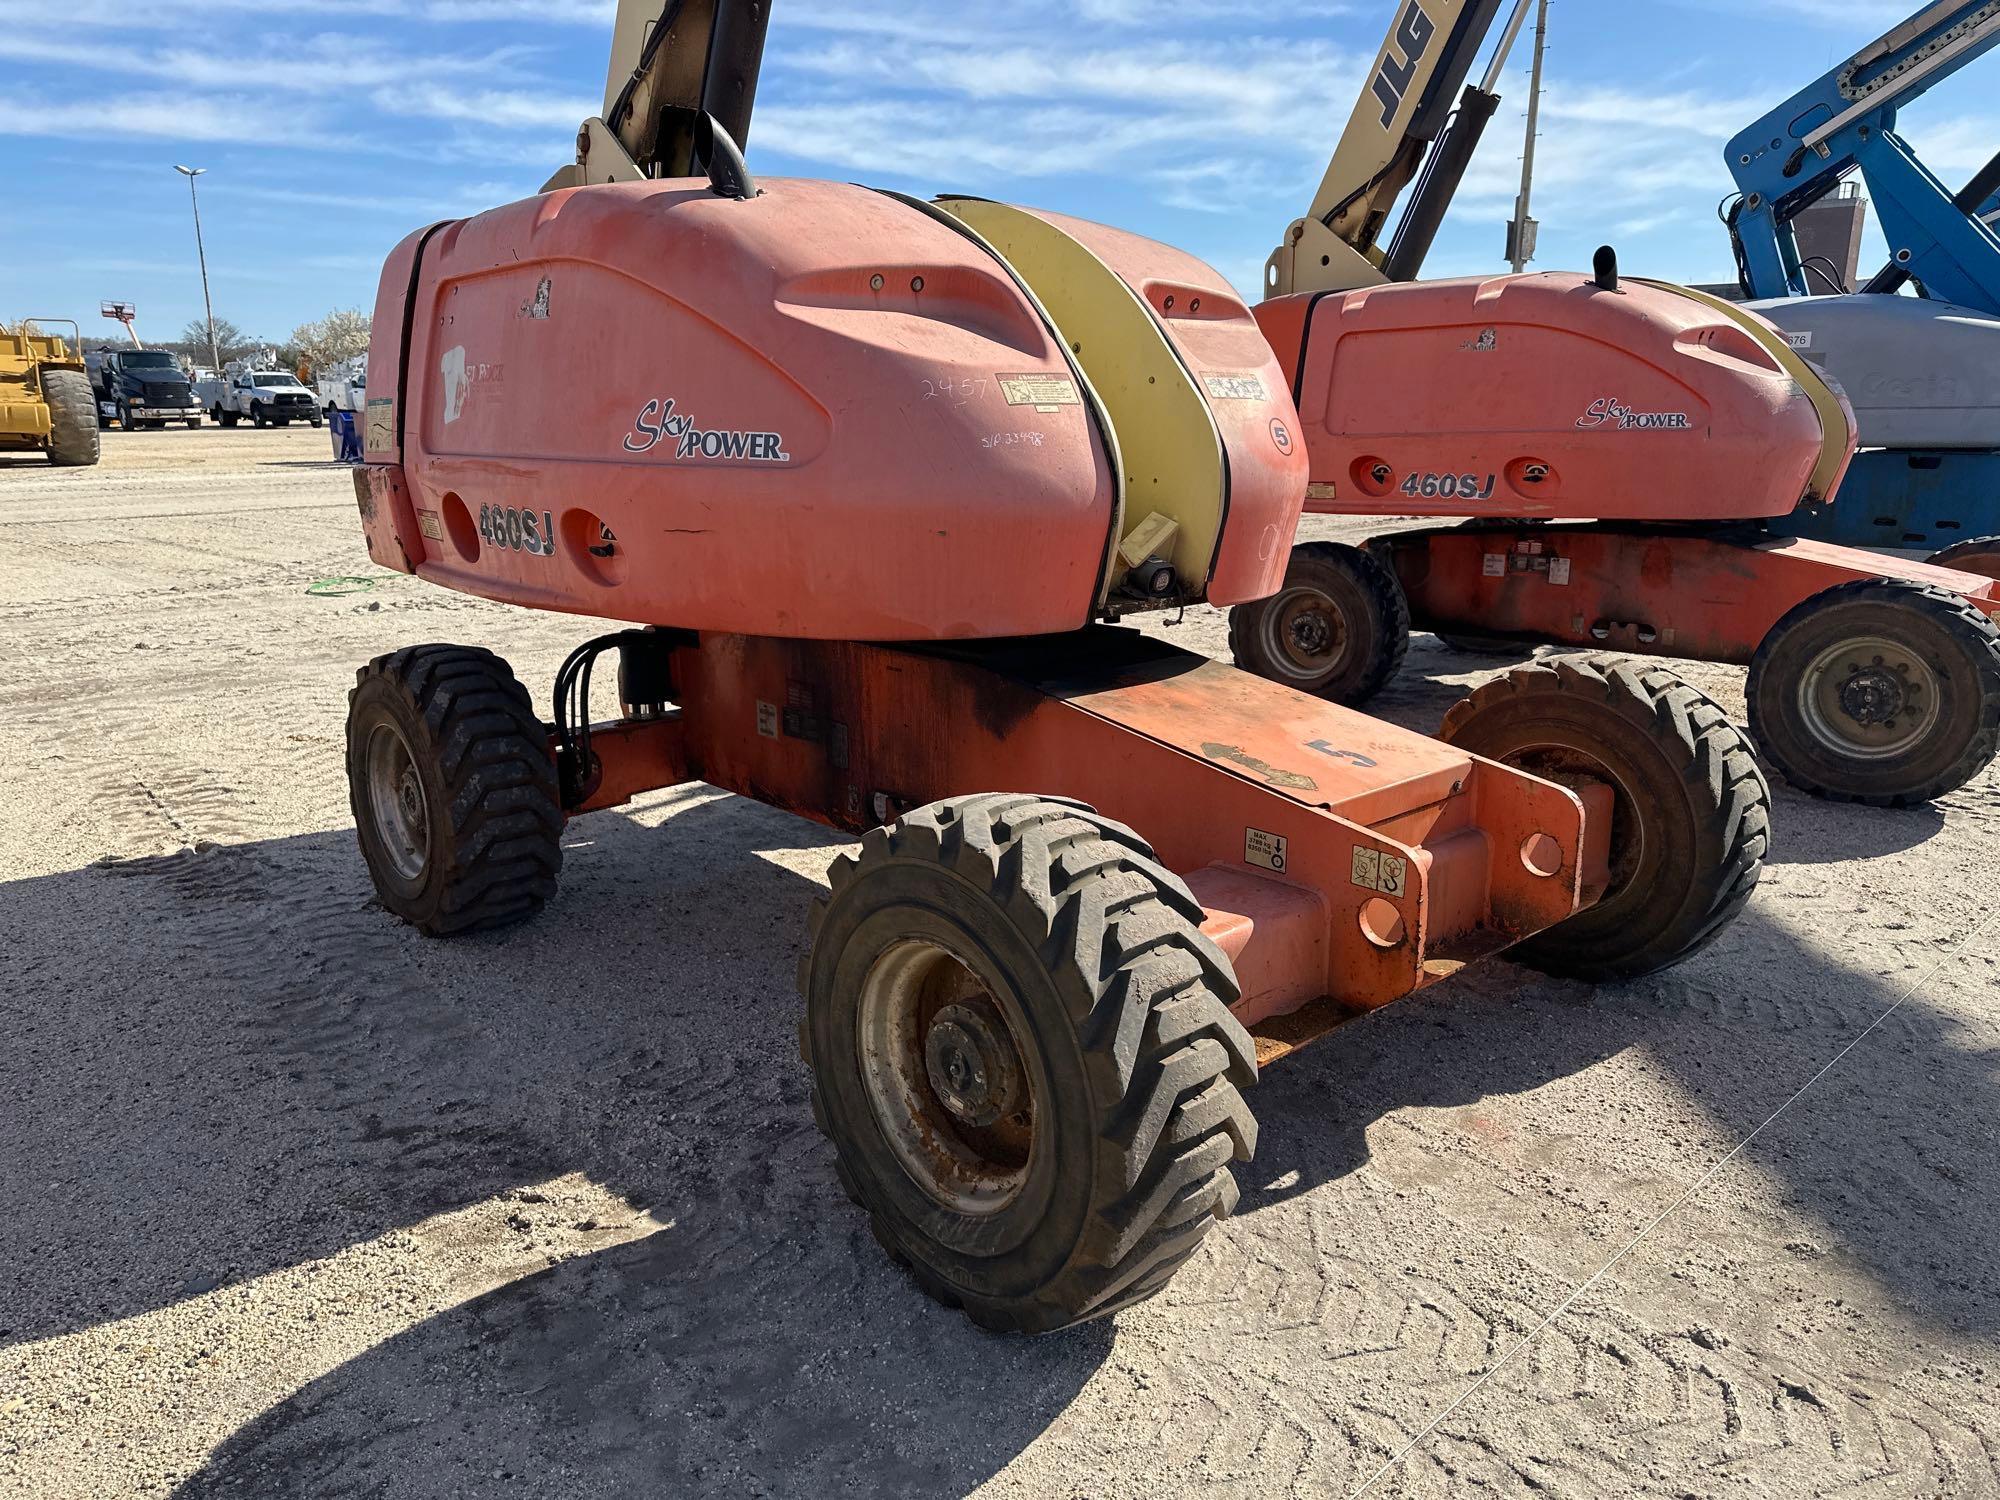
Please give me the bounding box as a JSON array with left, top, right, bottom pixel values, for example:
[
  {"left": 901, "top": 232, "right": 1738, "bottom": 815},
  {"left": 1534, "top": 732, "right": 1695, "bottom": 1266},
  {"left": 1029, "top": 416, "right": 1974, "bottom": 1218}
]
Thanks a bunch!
[{"left": 195, "top": 366, "right": 323, "bottom": 429}]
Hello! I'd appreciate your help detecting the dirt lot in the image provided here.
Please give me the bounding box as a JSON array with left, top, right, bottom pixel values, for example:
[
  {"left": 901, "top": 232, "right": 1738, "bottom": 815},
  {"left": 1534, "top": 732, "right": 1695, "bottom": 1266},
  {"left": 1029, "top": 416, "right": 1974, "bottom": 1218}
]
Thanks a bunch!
[{"left": 2, "top": 425, "right": 1997, "bottom": 1499}]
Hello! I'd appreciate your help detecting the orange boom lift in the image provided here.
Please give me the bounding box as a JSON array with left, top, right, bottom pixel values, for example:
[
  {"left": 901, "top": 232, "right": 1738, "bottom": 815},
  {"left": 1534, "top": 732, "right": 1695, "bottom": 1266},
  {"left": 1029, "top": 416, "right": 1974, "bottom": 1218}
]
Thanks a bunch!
[
  {"left": 1229, "top": 0, "right": 2000, "bottom": 808},
  {"left": 345, "top": 0, "right": 1772, "bottom": 1331}
]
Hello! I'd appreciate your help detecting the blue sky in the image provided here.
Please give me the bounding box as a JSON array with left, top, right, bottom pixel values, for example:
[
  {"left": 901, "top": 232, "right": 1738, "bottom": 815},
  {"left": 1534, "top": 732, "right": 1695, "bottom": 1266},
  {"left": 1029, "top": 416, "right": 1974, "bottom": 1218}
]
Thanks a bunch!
[{"left": 3, "top": 0, "right": 1992, "bottom": 347}]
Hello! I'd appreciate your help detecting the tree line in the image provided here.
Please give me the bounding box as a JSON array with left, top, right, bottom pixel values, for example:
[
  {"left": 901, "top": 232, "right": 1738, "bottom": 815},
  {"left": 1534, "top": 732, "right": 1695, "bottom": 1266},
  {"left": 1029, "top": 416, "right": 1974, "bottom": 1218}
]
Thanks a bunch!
[{"left": 106, "top": 309, "right": 372, "bottom": 375}]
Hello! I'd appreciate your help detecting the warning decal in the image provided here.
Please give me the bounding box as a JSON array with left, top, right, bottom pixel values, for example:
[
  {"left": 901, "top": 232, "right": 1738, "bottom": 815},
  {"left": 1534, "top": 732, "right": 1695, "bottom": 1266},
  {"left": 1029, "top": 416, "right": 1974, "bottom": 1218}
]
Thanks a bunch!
[
  {"left": 1351, "top": 846, "right": 1408, "bottom": 896},
  {"left": 998, "top": 373, "right": 1082, "bottom": 410},
  {"left": 364, "top": 397, "right": 395, "bottom": 451},
  {"left": 1202, "top": 372, "right": 1267, "bottom": 401},
  {"left": 1245, "top": 828, "right": 1288, "bottom": 872}
]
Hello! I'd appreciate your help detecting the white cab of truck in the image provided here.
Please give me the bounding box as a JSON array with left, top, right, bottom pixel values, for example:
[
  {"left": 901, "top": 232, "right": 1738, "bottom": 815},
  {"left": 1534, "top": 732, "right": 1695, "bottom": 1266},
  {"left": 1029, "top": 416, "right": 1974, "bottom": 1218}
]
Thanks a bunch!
[
  {"left": 196, "top": 365, "right": 323, "bottom": 429},
  {"left": 315, "top": 354, "right": 367, "bottom": 415}
]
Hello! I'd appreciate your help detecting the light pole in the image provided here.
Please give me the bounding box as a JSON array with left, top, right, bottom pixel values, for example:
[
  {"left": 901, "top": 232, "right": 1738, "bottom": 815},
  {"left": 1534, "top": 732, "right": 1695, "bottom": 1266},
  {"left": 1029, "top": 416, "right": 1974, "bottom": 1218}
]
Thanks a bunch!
[
  {"left": 175, "top": 165, "right": 221, "bottom": 374},
  {"left": 1506, "top": 0, "right": 1551, "bottom": 274}
]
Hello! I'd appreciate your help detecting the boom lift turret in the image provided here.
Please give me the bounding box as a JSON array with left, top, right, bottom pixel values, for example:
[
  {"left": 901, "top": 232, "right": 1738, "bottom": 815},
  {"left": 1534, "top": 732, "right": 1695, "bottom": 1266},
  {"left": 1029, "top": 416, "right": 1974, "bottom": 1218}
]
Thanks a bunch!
[
  {"left": 1721, "top": 0, "right": 2000, "bottom": 560},
  {"left": 1230, "top": 0, "right": 2000, "bottom": 808},
  {"left": 341, "top": 0, "right": 1772, "bottom": 1332}
]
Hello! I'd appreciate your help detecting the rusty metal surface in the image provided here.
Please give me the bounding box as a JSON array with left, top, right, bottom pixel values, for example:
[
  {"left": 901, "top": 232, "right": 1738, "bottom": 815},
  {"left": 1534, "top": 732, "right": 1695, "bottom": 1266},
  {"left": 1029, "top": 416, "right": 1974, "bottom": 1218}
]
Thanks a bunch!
[
  {"left": 570, "top": 716, "right": 690, "bottom": 816},
  {"left": 612, "top": 629, "right": 1593, "bottom": 1016},
  {"left": 1381, "top": 522, "right": 2000, "bottom": 665}
]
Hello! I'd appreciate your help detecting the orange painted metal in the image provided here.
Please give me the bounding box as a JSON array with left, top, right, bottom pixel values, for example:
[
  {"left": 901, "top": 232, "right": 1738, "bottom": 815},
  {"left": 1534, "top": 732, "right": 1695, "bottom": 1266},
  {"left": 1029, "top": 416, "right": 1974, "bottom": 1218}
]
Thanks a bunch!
[
  {"left": 1259, "top": 272, "right": 1845, "bottom": 522},
  {"left": 570, "top": 717, "right": 689, "bottom": 816},
  {"left": 1038, "top": 210, "right": 1308, "bottom": 605},
  {"left": 1186, "top": 867, "right": 1328, "bottom": 1024},
  {"left": 1378, "top": 522, "right": 2000, "bottom": 663},
  {"left": 577, "top": 630, "right": 1597, "bottom": 1023},
  {"left": 364, "top": 179, "right": 1117, "bottom": 640},
  {"left": 352, "top": 178, "right": 1629, "bottom": 1056}
]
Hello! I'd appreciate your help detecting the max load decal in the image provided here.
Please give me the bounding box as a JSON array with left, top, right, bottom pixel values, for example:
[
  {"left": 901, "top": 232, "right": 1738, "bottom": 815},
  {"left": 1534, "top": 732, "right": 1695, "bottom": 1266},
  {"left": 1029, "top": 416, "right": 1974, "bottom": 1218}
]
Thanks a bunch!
[{"left": 624, "top": 397, "right": 791, "bottom": 463}]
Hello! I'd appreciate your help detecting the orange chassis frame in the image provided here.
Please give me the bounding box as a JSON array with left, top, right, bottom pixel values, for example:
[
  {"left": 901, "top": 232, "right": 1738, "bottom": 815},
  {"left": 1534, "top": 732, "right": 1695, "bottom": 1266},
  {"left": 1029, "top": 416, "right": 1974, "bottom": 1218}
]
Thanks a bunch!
[
  {"left": 573, "top": 629, "right": 1612, "bottom": 1063},
  {"left": 1373, "top": 522, "right": 2000, "bottom": 660}
]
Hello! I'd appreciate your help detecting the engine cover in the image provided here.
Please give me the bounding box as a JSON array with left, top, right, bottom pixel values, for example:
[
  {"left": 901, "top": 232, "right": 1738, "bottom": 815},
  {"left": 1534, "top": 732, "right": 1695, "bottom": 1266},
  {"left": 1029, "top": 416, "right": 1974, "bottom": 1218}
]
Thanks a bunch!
[
  {"left": 357, "top": 178, "right": 1302, "bottom": 640},
  {"left": 1263, "top": 272, "right": 1844, "bottom": 522}
]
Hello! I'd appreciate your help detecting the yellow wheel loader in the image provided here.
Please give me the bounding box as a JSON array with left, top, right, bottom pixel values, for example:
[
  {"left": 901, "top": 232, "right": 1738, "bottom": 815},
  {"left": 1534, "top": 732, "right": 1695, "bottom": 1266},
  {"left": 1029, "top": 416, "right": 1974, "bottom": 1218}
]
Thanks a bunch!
[{"left": 1, "top": 319, "right": 101, "bottom": 467}]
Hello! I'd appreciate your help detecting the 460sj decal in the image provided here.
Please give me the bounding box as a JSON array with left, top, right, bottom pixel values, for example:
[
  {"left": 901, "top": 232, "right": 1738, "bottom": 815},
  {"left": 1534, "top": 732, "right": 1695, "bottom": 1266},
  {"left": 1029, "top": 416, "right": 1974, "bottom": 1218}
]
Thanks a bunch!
[
  {"left": 480, "top": 504, "right": 555, "bottom": 557},
  {"left": 1401, "top": 471, "right": 1496, "bottom": 501}
]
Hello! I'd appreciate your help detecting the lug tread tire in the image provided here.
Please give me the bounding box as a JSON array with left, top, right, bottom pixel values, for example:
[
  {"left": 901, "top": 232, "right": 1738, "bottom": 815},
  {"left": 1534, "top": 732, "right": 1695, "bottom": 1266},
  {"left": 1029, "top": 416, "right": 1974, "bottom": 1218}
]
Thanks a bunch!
[
  {"left": 1228, "top": 541, "right": 1410, "bottom": 704},
  {"left": 1443, "top": 657, "right": 1770, "bottom": 982},
  {"left": 41, "top": 369, "right": 99, "bottom": 467},
  {"left": 1747, "top": 580, "right": 2000, "bottom": 807},
  {"left": 1925, "top": 536, "right": 2000, "bottom": 581},
  {"left": 800, "top": 792, "right": 1255, "bottom": 1333},
  {"left": 346, "top": 644, "right": 562, "bottom": 936}
]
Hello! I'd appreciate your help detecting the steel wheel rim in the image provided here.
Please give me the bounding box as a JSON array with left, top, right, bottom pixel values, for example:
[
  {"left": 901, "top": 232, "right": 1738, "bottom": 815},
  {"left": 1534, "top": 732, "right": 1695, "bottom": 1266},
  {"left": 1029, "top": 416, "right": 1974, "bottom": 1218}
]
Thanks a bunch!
[
  {"left": 857, "top": 938, "right": 1037, "bottom": 1216},
  {"left": 1261, "top": 585, "right": 1347, "bottom": 681},
  {"left": 1797, "top": 635, "right": 1941, "bottom": 761},
  {"left": 364, "top": 721, "right": 431, "bottom": 883}
]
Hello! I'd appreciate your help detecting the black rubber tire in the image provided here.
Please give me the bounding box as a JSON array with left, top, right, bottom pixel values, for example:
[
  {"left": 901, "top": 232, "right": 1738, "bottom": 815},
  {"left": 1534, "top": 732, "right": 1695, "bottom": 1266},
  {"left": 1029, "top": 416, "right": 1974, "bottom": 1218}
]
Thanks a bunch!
[
  {"left": 218, "top": 409, "right": 238, "bottom": 429},
  {"left": 1747, "top": 580, "right": 2000, "bottom": 806},
  {"left": 800, "top": 792, "right": 1257, "bottom": 1333},
  {"left": 1227, "top": 541, "right": 1409, "bottom": 705},
  {"left": 346, "top": 645, "right": 563, "bottom": 935},
  {"left": 41, "top": 369, "right": 100, "bottom": 467},
  {"left": 1435, "top": 629, "right": 1530, "bottom": 658},
  {"left": 184, "top": 419, "right": 201, "bottom": 430},
  {"left": 310, "top": 415, "right": 323, "bottom": 428},
  {"left": 1926, "top": 536, "right": 2000, "bottom": 583},
  {"left": 251, "top": 403, "right": 267, "bottom": 428},
  {"left": 1442, "top": 658, "right": 1770, "bottom": 982}
]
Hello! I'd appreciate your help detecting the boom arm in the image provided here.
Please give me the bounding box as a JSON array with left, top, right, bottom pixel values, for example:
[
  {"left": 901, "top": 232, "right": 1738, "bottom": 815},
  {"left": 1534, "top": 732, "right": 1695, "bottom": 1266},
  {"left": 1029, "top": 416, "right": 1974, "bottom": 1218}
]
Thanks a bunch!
[
  {"left": 1268, "top": 0, "right": 1518, "bottom": 296},
  {"left": 544, "top": 0, "right": 771, "bottom": 191},
  {"left": 1725, "top": 0, "right": 2000, "bottom": 311}
]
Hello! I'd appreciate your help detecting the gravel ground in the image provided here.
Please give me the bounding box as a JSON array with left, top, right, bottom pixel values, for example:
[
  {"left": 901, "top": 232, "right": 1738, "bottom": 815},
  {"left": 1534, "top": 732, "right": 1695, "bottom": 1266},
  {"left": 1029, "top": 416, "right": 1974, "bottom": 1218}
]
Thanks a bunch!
[{"left": 2, "top": 426, "right": 1997, "bottom": 1499}]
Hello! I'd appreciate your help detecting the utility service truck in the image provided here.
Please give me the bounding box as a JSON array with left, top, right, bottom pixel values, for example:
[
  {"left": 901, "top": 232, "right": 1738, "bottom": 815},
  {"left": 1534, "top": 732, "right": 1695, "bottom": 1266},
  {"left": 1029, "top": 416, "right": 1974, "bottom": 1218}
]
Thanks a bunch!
[{"left": 197, "top": 362, "right": 323, "bottom": 429}]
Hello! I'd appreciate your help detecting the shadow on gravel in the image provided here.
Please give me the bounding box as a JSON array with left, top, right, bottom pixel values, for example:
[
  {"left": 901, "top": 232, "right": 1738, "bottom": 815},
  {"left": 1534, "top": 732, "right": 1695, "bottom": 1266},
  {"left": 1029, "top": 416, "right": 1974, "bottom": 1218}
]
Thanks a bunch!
[
  {"left": 7, "top": 758, "right": 1989, "bottom": 1494},
  {"left": 1758, "top": 786, "right": 1946, "bottom": 864},
  {"left": 1236, "top": 903, "right": 1999, "bottom": 1339},
  {"left": 1, "top": 789, "right": 1106, "bottom": 1497}
]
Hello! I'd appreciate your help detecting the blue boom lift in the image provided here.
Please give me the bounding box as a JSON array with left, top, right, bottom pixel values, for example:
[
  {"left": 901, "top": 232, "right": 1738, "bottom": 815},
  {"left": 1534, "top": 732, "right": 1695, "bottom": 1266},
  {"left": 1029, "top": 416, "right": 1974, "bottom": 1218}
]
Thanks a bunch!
[{"left": 1723, "top": 0, "right": 2000, "bottom": 566}]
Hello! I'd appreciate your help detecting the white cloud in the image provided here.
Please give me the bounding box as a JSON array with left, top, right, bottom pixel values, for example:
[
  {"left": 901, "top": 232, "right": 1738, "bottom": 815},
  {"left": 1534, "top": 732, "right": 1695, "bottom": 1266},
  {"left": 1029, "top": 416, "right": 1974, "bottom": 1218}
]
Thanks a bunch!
[
  {"left": 11, "top": 0, "right": 612, "bottom": 23},
  {"left": 383, "top": 85, "right": 594, "bottom": 131},
  {"left": 0, "top": 31, "right": 538, "bottom": 104},
  {"left": 780, "top": 37, "right": 1356, "bottom": 118},
  {"left": 0, "top": 91, "right": 344, "bottom": 147}
]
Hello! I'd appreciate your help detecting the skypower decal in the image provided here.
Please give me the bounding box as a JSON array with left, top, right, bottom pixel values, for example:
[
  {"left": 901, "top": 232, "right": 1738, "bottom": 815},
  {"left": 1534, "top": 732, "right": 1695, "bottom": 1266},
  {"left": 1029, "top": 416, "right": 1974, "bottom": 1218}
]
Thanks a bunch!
[
  {"left": 1576, "top": 397, "right": 1691, "bottom": 432},
  {"left": 623, "top": 397, "right": 791, "bottom": 463}
]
